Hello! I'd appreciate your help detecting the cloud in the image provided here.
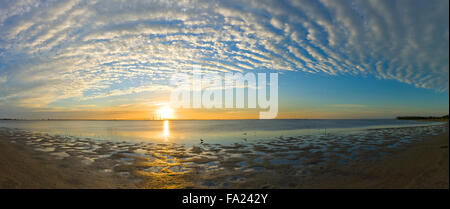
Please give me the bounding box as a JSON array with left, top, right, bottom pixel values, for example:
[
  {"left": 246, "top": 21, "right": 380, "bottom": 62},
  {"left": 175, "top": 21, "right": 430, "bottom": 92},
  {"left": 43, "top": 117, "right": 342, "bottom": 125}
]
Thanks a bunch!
[
  {"left": 0, "top": 75, "right": 6, "bottom": 83},
  {"left": 0, "top": 0, "right": 448, "bottom": 113}
]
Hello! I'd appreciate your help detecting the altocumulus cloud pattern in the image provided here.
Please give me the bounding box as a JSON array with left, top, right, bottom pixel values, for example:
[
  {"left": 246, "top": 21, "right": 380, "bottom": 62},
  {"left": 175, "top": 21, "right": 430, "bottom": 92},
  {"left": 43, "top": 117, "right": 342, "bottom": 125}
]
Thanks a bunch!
[{"left": 0, "top": 0, "right": 448, "bottom": 108}]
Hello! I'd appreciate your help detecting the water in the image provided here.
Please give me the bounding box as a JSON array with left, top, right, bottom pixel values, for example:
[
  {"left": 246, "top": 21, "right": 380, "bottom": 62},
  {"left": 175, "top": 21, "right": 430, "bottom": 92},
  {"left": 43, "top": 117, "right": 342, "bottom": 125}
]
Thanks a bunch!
[
  {"left": 0, "top": 119, "right": 441, "bottom": 145},
  {"left": 1, "top": 119, "right": 446, "bottom": 188}
]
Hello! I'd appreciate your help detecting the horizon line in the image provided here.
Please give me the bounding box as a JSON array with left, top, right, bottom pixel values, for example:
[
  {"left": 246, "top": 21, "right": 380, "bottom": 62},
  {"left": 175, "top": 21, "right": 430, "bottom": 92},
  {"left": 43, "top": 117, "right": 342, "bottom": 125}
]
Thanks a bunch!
[{"left": 0, "top": 118, "right": 400, "bottom": 121}]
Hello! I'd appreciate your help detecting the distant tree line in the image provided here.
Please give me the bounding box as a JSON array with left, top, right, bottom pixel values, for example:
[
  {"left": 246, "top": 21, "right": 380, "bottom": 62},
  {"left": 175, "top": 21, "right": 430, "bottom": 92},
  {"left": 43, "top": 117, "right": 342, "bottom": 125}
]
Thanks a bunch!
[{"left": 397, "top": 115, "right": 449, "bottom": 121}]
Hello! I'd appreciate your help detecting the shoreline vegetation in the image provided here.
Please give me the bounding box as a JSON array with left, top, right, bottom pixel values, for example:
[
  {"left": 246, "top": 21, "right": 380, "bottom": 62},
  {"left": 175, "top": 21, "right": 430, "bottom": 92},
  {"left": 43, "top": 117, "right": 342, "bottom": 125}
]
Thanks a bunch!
[
  {"left": 397, "top": 115, "right": 449, "bottom": 122},
  {"left": 0, "top": 123, "right": 448, "bottom": 189}
]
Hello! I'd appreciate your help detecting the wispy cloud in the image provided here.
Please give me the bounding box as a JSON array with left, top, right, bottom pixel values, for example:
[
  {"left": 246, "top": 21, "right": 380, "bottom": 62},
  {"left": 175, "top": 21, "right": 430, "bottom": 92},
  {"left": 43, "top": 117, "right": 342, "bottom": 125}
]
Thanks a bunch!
[{"left": 0, "top": 0, "right": 448, "bottom": 115}]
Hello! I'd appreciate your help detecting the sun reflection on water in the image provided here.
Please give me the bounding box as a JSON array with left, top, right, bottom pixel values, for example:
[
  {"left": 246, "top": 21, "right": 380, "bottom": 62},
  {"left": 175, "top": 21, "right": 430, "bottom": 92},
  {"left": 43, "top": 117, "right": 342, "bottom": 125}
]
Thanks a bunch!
[{"left": 163, "top": 120, "right": 170, "bottom": 141}]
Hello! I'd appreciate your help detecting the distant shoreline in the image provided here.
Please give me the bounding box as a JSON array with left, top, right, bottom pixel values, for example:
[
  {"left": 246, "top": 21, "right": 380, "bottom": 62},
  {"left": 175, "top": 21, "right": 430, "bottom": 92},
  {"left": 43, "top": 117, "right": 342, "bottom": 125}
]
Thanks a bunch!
[
  {"left": 397, "top": 115, "right": 449, "bottom": 122},
  {"left": 1, "top": 118, "right": 446, "bottom": 121}
]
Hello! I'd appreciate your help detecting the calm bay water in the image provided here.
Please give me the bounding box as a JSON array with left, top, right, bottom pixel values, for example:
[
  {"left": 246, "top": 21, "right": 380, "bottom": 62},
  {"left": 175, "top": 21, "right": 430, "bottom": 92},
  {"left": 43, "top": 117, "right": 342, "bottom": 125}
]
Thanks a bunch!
[{"left": 0, "top": 119, "right": 440, "bottom": 145}]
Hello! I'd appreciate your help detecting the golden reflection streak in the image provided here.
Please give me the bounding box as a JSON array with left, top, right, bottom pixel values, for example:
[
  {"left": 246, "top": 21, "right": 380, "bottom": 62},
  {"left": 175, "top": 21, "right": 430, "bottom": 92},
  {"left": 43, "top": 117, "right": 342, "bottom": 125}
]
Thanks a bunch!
[{"left": 163, "top": 120, "right": 170, "bottom": 141}]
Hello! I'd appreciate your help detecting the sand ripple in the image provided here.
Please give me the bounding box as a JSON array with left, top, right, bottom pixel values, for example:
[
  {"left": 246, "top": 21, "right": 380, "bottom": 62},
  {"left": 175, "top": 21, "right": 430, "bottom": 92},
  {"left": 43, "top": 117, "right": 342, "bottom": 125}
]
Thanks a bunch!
[{"left": 0, "top": 124, "right": 447, "bottom": 188}]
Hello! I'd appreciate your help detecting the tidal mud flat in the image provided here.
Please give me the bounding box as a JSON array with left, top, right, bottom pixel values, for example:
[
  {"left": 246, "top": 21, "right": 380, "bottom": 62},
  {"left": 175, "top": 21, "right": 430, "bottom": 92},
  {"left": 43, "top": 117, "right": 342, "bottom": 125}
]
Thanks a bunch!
[{"left": 0, "top": 124, "right": 447, "bottom": 188}]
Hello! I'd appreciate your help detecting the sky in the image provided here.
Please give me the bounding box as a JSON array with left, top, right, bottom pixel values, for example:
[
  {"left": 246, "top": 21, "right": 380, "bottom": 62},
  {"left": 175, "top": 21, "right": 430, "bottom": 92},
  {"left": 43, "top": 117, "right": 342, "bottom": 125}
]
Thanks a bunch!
[{"left": 0, "top": 0, "right": 448, "bottom": 120}]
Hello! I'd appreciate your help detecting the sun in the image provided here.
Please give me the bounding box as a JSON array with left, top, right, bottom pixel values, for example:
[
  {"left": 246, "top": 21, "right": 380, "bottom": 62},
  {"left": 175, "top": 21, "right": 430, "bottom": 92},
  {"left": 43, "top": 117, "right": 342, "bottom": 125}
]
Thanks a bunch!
[{"left": 158, "top": 106, "right": 174, "bottom": 119}]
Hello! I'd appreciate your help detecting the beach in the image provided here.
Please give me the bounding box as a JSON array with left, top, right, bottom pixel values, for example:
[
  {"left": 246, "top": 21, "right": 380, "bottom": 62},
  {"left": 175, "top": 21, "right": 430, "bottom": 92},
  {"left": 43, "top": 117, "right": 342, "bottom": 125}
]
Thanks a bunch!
[
  {"left": 299, "top": 127, "right": 449, "bottom": 189},
  {"left": 0, "top": 135, "right": 131, "bottom": 189},
  {"left": 0, "top": 123, "right": 448, "bottom": 189}
]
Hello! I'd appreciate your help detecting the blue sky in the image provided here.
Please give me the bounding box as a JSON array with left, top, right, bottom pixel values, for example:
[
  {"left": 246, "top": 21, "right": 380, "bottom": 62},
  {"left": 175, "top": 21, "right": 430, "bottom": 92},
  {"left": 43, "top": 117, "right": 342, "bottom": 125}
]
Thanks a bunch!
[
  {"left": 279, "top": 71, "right": 448, "bottom": 118},
  {"left": 0, "top": 0, "right": 448, "bottom": 119}
]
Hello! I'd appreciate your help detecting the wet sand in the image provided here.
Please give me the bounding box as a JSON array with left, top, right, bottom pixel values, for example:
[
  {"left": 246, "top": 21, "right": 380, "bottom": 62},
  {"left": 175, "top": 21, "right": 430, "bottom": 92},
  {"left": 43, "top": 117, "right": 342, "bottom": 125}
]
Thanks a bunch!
[
  {"left": 298, "top": 128, "right": 449, "bottom": 189},
  {"left": 0, "top": 136, "right": 134, "bottom": 189},
  {"left": 0, "top": 124, "right": 448, "bottom": 189}
]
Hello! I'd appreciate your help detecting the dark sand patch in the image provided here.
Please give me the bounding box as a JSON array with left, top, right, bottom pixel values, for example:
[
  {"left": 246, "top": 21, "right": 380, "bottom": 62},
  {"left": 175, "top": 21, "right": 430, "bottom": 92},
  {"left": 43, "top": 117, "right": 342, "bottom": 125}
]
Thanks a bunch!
[
  {"left": 294, "top": 128, "right": 449, "bottom": 189},
  {"left": 0, "top": 139, "right": 126, "bottom": 189}
]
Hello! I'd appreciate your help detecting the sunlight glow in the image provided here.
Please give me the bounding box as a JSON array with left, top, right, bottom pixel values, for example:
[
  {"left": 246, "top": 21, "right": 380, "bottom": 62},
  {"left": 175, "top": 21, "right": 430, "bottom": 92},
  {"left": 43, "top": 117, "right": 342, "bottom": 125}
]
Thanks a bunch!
[{"left": 158, "top": 107, "right": 174, "bottom": 119}]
